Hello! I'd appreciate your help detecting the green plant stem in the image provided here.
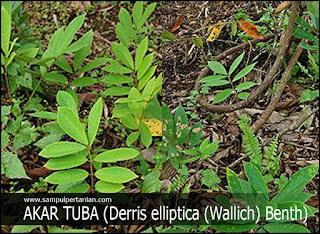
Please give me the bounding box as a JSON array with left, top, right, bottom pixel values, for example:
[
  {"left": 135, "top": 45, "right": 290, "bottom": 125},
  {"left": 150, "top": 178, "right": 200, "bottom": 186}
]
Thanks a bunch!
[
  {"left": 227, "top": 75, "right": 234, "bottom": 90},
  {"left": 88, "top": 151, "right": 95, "bottom": 193},
  {"left": 22, "top": 76, "right": 43, "bottom": 115},
  {"left": 4, "top": 66, "right": 12, "bottom": 103}
]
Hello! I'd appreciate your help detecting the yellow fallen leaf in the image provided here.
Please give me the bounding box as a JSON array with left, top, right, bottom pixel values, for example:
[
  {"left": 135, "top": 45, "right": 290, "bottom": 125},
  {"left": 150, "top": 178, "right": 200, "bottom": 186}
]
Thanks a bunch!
[
  {"left": 143, "top": 118, "right": 162, "bottom": 136},
  {"left": 207, "top": 21, "right": 224, "bottom": 42}
]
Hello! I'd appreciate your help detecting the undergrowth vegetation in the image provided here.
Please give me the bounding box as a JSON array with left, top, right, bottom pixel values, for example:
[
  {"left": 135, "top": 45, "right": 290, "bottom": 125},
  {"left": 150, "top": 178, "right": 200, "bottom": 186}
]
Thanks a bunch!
[{"left": 1, "top": 1, "right": 319, "bottom": 233}]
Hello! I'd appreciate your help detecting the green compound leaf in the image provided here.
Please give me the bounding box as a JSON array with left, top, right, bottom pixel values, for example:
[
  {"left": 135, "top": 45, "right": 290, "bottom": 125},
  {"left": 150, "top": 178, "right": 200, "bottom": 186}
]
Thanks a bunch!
[
  {"left": 272, "top": 165, "right": 318, "bottom": 204},
  {"left": 76, "top": 57, "right": 110, "bottom": 74},
  {"left": 201, "top": 79, "right": 229, "bottom": 87},
  {"left": 57, "top": 90, "right": 78, "bottom": 115},
  {"left": 135, "top": 2, "right": 156, "bottom": 31},
  {"left": 58, "top": 107, "right": 88, "bottom": 145},
  {"left": 243, "top": 162, "right": 269, "bottom": 201},
  {"left": 137, "top": 52, "right": 154, "bottom": 80},
  {"left": 103, "top": 60, "right": 133, "bottom": 74},
  {"left": 229, "top": 52, "right": 245, "bottom": 75},
  {"left": 139, "top": 122, "right": 152, "bottom": 148},
  {"left": 102, "top": 86, "right": 132, "bottom": 96},
  {"left": 45, "top": 169, "right": 89, "bottom": 184},
  {"left": 226, "top": 168, "right": 244, "bottom": 196},
  {"left": 71, "top": 77, "right": 97, "bottom": 87},
  {"left": 95, "top": 180, "right": 124, "bottom": 193},
  {"left": 44, "top": 72, "right": 68, "bottom": 85},
  {"left": 112, "top": 42, "right": 134, "bottom": 70},
  {"left": 135, "top": 37, "right": 148, "bottom": 71},
  {"left": 208, "top": 61, "right": 228, "bottom": 75},
  {"left": 48, "top": 226, "right": 96, "bottom": 233},
  {"left": 95, "top": 167, "right": 138, "bottom": 184},
  {"left": 212, "top": 89, "right": 233, "bottom": 104},
  {"left": 44, "top": 151, "right": 88, "bottom": 170},
  {"left": 118, "top": 8, "right": 135, "bottom": 40},
  {"left": 29, "top": 111, "right": 57, "bottom": 120},
  {"left": 1, "top": 6, "right": 11, "bottom": 55},
  {"left": 126, "top": 131, "right": 140, "bottom": 146},
  {"left": 94, "top": 148, "right": 140, "bottom": 163},
  {"left": 211, "top": 224, "right": 259, "bottom": 233},
  {"left": 201, "top": 141, "right": 219, "bottom": 156},
  {"left": 237, "top": 92, "right": 250, "bottom": 100},
  {"left": 120, "top": 114, "right": 138, "bottom": 130},
  {"left": 201, "top": 169, "right": 221, "bottom": 190},
  {"left": 263, "top": 223, "right": 311, "bottom": 233},
  {"left": 87, "top": 97, "right": 103, "bottom": 146},
  {"left": 11, "top": 225, "right": 41, "bottom": 233},
  {"left": 61, "top": 14, "right": 86, "bottom": 52},
  {"left": 235, "top": 81, "right": 257, "bottom": 91},
  {"left": 233, "top": 62, "right": 257, "bottom": 82},
  {"left": 141, "top": 170, "right": 162, "bottom": 193},
  {"left": 39, "top": 141, "right": 86, "bottom": 158},
  {"left": 1, "top": 151, "right": 30, "bottom": 179},
  {"left": 55, "top": 182, "right": 90, "bottom": 193}
]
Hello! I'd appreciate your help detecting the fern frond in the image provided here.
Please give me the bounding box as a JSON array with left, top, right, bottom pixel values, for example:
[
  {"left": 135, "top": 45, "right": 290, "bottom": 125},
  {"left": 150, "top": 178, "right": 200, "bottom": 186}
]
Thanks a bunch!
[
  {"left": 238, "top": 115, "right": 262, "bottom": 169},
  {"left": 265, "top": 135, "right": 279, "bottom": 159},
  {"left": 167, "top": 174, "right": 187, "bottom": 193}
]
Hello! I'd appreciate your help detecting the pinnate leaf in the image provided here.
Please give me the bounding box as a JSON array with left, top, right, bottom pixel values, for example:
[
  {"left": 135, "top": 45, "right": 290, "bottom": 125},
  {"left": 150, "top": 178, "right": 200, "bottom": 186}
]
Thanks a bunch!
[
  {"left": 112, "top": 42, "right": 134, "bottom": 70},
  {"left": 95, "top": 180, "right": 124, "bottom": 193},
  {"left": 44, "top": 151, "right": 88, "bottom": 170},
  {"left": 87, "top": 97, "right": 103, "bottom": 146},
  {"left": 208, "top": 61, "right": 227, "bottom": 75},
  {"left": 229, "top": 52, "right": 245, "bottom": 75},
  {"left": 272, "top": 165, "right": 318, "bottom": 204},
  {"left": 139, "top": 122, "right": 152, "bottom": 148},
  {"left": 243, "top": 162, "right": 269, "bottom": 201},
  {"left": 95, "top": 167, "right": 138, "bottom": 183},
  {"left": 212, "top": 89, "right": 233, "bottom": 104},
  {"left": 135, "top": 37, "right": 148, "bottom": 70},
  {"left": 233, "top": 63, "right": 257, "bottom": 82},
  {"left": 45, "top": 169, "right": 88, "bottom": 184},
  {"left": 235, "top": 81, "right": 257, "bottom": 91},
  {"left": 39, "top": 141, "right": 86, "bottom": 158},
  {"left": 94, "top": 148, "right": 140, "bottom": 163},
  {"left": 263, "top": 223, "right": 310, "bottom": 233},
  {"left": 58, "top": 107, "right": 88, "bottom": 145},
  {"left": 57, "top": 91, "right": 78, "bottom": 115}
]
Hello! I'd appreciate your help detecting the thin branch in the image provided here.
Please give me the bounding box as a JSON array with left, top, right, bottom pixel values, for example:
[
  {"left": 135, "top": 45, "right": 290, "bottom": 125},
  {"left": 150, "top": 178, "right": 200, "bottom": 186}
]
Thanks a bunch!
[
  {"left": 252, "top": 42, "right": 305, "bottom": 133},
  {"left": 195, "top": 1, "right": 300, "bottom": 113}
]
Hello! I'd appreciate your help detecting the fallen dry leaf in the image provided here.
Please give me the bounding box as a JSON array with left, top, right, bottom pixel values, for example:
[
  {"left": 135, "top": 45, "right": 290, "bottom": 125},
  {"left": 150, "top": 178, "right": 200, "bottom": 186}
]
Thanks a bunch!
[
  {"left": 274, "top": 1, "right": 291, "bottom": 14},
  {"left": 170, "top": 14, "right": 183, "bottom": 32},
  {"left": 27, "top": 167, "right": 52, "bottom": 179},
  {"left": 207, "top": 21, "right": 224, "bottom": 42},
  {"left": 141, "top": 145, "right": 157, "bottom": 164},
  {"left": 237, "top": 20, "right": 264, "bottom": 39}
]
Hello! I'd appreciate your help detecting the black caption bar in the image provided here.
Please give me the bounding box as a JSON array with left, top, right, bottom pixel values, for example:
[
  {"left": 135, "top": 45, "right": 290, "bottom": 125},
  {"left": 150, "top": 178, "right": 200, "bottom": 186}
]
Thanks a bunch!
[{"left": 1, "top": 193, "right": 306, "bottom": 225}]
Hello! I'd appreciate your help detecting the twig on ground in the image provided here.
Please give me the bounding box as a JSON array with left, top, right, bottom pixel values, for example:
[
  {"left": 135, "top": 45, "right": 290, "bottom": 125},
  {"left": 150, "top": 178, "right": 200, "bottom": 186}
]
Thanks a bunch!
[
  {"left": 279, "top": 104, "right": 319, "bottom": 137},
  {"left": 252, "top": 41, "right": 304, "bottom": 133},
  {"left": 195, "top": 1, "right": 300, "bottom": 114},
  {"left": 282, "top": 141, "right": 319, "bottom": 152},
  {"left": 228, "top": 154, "right": 248, "bottom": 168}
]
